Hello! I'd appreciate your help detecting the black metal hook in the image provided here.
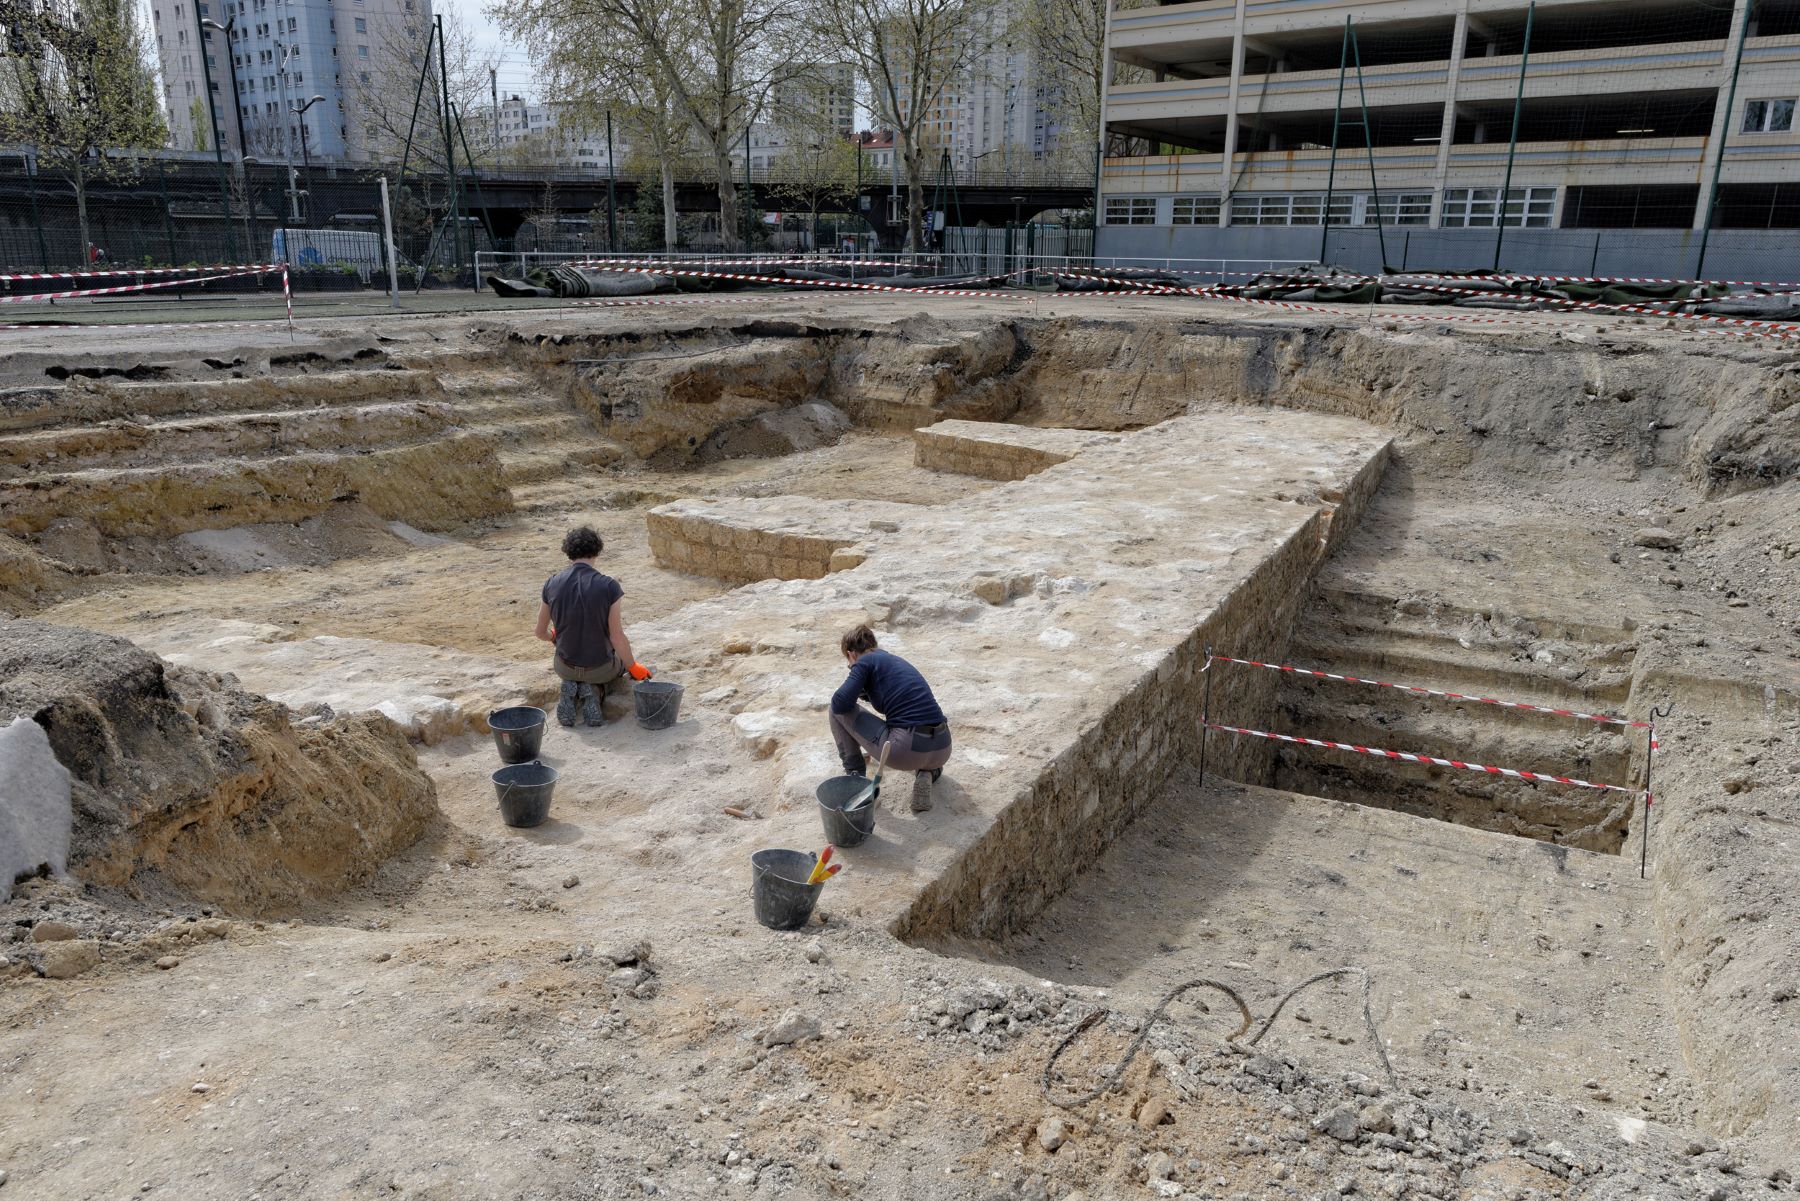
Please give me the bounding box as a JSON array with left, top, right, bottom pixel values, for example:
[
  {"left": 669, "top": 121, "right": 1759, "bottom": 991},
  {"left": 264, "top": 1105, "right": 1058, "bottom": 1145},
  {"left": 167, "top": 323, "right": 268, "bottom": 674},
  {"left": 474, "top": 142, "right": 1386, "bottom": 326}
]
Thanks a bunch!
[{"left": 1649, "top": 702, "right": 1675, "bottom": 721}]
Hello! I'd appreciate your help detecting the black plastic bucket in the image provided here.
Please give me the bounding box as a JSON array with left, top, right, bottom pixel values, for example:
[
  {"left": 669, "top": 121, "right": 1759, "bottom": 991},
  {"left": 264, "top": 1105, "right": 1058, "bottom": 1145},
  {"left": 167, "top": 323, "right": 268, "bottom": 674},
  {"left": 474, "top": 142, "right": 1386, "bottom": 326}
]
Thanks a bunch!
[
  {"left": 489, "top": 706, "right": 547, "bottom": 764},
  {"left": 633, "top": 680, "right": 684, "bottom": 730},
  {"left": 750, "top": 848, "right": 823, "bottom": 931},
  {"left": 816, "top": 775, "right": 877, "bottom": 848},
  {"left": 492, "top": 760, "right": 558, "bottom": 828}
]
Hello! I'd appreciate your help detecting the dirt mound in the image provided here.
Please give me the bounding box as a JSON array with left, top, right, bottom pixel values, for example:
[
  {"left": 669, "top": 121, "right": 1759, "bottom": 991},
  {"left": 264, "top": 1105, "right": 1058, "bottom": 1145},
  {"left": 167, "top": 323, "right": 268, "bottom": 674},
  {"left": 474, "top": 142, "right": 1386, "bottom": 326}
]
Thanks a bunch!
[{"left": 0, "top": 617, "right": 438, "bottom": 913}]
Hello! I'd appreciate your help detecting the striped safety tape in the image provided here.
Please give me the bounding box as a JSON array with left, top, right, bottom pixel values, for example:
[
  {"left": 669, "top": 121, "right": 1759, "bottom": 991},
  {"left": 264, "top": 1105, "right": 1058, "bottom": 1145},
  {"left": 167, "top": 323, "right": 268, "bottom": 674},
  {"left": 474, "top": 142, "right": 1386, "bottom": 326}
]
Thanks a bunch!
[
  {"left": 0, "top": 267, "right": 270, "bottom": 306},
  {"left": 1208, "top": 653, "right": 1648, "bottom": 728},
  {"left": 1301, "top": 277, "right": 1800, "bottom": 340},
  {"left": 0, "top": 263, "right": 284, "bottom": 283},
  {"left": 1201, "top": 721, "right": 1641, "bottom": 794}
]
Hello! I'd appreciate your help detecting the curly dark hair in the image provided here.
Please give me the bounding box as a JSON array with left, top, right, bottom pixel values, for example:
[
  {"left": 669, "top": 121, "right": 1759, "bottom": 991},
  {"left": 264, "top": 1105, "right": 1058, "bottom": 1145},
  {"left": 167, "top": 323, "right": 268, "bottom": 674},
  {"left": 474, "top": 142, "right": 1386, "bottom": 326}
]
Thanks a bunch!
[
  {"left": 840, "top": 623, "right": 879, "bottom": 656},
  {"left": 561, "top": 526, "right": 603, "bottom": 560}
]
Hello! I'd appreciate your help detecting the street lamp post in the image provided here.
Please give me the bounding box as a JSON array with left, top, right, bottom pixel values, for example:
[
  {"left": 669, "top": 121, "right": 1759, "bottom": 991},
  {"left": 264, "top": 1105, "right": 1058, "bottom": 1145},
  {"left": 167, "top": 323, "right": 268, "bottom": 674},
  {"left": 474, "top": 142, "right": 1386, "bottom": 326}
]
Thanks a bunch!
[
  {"left": 294, "top": 95, "right": 327, "bottom": 226},
  {"left": 193, "top": 9, "right": 238, "bottom": 260},
  {"left": 273, "top": 40, "right": 301, "bottom": 222},
  {"left": 201, "top": 16, "right": 255, "bottom": 255},
  {"left": 200, "top": 18, "right": 248, "bottom": 162}
]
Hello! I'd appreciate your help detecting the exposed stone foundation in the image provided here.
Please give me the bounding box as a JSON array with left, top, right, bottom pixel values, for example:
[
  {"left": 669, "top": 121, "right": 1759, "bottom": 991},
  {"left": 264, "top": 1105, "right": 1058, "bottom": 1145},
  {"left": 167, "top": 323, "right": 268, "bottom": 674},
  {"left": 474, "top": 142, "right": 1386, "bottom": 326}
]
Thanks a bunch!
[{"left": 647, "top": 496, "right": 916, "bottom": 583}]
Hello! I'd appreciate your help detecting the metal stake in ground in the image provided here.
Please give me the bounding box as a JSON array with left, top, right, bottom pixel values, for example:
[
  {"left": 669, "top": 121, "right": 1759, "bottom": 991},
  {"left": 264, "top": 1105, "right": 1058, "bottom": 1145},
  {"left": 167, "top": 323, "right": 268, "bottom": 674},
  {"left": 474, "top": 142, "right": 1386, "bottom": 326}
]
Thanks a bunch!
[
  {"left": 1641, "top": 703, "right": 1674, "bottom": 879},
  {"left": 1198, "top": 646, "right": 1214, "bottom": 788}
]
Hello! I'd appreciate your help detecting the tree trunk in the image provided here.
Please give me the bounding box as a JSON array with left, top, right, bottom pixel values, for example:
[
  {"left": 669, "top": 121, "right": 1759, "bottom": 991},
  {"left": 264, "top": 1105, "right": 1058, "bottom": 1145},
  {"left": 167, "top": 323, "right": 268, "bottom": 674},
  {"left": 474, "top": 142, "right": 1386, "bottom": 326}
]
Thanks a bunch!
[
  {"left": 660, "top": 161, "right": 677, "bottom": 253},
  {"left": 73, "top": 159, "right": 91, "bottom": 263},
  {"left": 712, "top": 142, "right": 739, "bottom": 250},
  {"left": 901, "top": 138, "right": 926, "bottom": 255}
]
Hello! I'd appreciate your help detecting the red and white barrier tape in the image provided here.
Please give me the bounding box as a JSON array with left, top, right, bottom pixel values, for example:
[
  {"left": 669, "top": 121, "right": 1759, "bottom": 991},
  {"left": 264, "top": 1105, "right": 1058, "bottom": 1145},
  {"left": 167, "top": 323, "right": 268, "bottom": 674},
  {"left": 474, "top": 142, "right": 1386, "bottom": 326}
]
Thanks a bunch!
[
  {"left": 0, "top": 262, "right": 283, "bottom": 284},
  {"left": 1306, "top": 277, "right": 1800, "bottom": 340},
  {"left": 0, "top": 267, "right": 274, "bottom": 306},
  {"left": 1383, "top": 271, "right": 1800, "bottom": 292},
  {"left": 1207, "top": 653, "right": 1648, "bottom": 728},
  {"left": 1202, "top": 721, "right": 1640, "bottom": 794}
]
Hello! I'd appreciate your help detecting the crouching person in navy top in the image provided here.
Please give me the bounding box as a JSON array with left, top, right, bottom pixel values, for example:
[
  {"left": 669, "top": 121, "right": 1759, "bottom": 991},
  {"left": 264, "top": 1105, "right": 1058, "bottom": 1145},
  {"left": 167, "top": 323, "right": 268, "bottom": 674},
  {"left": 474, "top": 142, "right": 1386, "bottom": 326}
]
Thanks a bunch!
[{"left": 829, "top": 624, "right": 951, "bottom": 813}]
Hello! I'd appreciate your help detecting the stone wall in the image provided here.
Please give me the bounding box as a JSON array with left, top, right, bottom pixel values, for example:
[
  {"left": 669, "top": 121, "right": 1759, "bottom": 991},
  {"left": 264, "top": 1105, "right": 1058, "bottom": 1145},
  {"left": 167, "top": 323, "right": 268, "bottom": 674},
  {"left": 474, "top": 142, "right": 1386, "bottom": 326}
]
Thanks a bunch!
[
  {"left": 894, "top": 438, "right": 1392, "bottom": 942},
  {"left": 646, "top": 496, "right": 915, "bottom": 584},
  {"left": 628, "top": 410, "right": 1392, "bottom": 951},
  {"left": 912, "top": 420, "right": 1123, "bottom": 481}
]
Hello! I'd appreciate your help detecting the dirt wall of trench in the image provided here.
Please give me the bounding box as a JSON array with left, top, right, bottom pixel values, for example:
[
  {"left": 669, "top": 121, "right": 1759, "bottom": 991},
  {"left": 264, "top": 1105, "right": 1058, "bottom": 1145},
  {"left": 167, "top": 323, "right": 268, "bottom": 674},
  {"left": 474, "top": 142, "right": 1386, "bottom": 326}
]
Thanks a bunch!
[
  {"left": 1010, "top": 321, "right": 1799, "bottom": 498},
  {"left": 1628, "top": 652, "right": 1800, "bottom": 1169},
  {"left": 1, "top": 618, "right": 439, "bottom": 913}
]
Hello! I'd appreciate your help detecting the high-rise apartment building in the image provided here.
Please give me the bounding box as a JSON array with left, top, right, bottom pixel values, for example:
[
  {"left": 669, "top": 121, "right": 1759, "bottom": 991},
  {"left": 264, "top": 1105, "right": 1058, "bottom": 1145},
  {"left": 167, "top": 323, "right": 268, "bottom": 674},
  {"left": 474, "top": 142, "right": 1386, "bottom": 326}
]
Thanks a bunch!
[
  {"left": 149, "top": 0, "right": 429, "bottom": 163},
  {"left": 891, "top": 4, "right": 1074, "bottom": 176},
  {"left": 468, "top": 95, "right": 624, "bottom": 170}
]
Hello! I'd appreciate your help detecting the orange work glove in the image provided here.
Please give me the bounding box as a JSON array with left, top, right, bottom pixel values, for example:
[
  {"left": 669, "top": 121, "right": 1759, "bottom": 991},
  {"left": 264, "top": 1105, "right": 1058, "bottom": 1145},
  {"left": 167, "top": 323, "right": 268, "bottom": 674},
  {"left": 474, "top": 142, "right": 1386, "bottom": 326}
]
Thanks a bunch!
[{"left": 627, "top": 662, "right": 653, "bottom": 682}]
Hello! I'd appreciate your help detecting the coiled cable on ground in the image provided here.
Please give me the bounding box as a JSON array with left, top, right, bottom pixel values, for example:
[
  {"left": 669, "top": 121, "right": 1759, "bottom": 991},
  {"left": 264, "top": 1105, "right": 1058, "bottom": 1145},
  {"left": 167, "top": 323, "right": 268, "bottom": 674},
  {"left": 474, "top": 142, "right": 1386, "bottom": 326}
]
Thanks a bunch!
[{"left": 1041, "top": 965, "right": 1394, "bottom": 1109}]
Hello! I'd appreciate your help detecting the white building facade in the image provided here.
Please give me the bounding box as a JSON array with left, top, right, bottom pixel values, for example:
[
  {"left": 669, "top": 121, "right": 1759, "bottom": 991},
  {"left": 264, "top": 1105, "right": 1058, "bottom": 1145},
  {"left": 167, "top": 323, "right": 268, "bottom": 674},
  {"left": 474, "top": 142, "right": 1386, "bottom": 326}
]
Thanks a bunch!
[
  {"left": 151, "top": 0, "right": 429, "bottom": 163},
  {"left": 470, "top": 95, "right": 624, "bottom": 171},
  {"left": 1096, "top": 0, "right": 1800, "bottom": 274}
]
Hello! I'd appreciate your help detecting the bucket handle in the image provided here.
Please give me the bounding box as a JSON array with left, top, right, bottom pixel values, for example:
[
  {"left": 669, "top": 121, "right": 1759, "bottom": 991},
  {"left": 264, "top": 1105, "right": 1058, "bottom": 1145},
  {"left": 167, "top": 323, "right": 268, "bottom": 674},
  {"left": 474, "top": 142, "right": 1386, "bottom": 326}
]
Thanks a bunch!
[{"left": 497, "top": 760, "right": 545, "bottom": 808}]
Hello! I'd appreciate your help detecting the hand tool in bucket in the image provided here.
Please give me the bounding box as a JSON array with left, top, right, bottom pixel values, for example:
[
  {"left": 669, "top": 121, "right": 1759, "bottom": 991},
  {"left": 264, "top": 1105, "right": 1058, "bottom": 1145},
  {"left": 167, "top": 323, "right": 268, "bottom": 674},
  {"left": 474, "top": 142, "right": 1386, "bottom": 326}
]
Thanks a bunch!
[{"left": 843, "top": 741, "right": 891, "bottom": 813}]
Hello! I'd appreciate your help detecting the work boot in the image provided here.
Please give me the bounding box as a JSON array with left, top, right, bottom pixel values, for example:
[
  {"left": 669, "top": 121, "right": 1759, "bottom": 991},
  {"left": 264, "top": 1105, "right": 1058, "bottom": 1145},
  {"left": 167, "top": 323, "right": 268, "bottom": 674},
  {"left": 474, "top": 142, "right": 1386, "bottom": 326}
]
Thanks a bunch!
[
  {"left": 556, "top": 680, "right": 580, "bottom": 728},
  {"left": 580, "top": 683, "right": 605, "bottom": 727},
  {"left": 910, "top": 770, "right": 934, "bottom": 813}
]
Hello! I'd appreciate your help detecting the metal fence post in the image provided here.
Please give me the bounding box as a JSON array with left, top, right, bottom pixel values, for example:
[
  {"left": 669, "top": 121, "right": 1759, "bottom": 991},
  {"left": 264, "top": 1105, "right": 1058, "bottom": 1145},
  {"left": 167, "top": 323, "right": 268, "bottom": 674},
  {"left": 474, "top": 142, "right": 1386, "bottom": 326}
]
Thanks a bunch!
[
  {"left": 1493, "top": 1, "right": 1536, "bottom": 271},
  {"left": 379, "top": 175, "right": 401, "bottom": 309},
  {"left": 155, "top": 157, "right": 179, "bottom": 265}
]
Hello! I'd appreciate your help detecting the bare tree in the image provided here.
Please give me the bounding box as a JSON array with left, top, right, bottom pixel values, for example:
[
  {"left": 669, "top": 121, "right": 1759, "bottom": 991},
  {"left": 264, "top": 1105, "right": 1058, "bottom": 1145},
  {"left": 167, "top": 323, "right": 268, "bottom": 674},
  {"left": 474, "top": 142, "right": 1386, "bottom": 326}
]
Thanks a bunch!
[
  {"left": 342, "top": 6, "right": 492, "bottom": 170},
  {"left": 498, "top": 0, "right": 804, "bottom": 249},
  {"left": 0, "top": 0, "right": 164, "bottom": 258},
  {"left": 502, "top": 2, "right": 699, "bottom": 255},
  {"left": 765, "top": 83, "right": 859, "bottom": 248},
  {"left": 808, "top": 0, "right": 995, "bottom": 251}
]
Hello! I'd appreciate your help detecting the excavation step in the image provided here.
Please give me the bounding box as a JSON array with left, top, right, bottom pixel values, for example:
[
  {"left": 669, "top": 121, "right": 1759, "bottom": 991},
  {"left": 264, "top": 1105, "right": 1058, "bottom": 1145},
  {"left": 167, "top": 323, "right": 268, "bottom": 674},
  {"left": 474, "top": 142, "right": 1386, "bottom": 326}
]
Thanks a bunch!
[
  {"left": 0, "top": 401, "right": 456, "bottom": 478},
  {"left": 1285, "top": 631, "right": 1635, "bottom": 714},
  {"left": 498, "top": 444, "right": 622, "bottom": 485},
  {"left": 459, "top": 413, "right": 597, "bottom": 447},
  {"left": 646, "top": 496, "right": 917, "bottom": 583},
  {"left": 0, "top": 432, "right": 509, "bottom": 540},
  {"left": 0, "top": 368, "right": 444, "bottom": 433},
  {"left": 912, "top": 420, "right": 1123, "bottom": 481}
]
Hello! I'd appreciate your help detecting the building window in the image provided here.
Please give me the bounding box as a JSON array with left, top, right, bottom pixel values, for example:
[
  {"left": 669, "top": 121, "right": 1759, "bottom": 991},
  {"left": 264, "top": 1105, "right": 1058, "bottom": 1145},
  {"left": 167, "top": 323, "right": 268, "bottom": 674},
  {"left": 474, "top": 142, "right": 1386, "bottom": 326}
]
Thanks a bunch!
[
  {"left": 1441, "top": 186, "right": 1556, "bottom": 228},
  {"left": 357, "top": 44, "right": 368, "bottom": 57},
  {"left": 1171, "top": 195, "right": 1221, "bottom": 225},
  {"left": 1365, "top": 193, "right": 1432, "bottom": 226},
  {"left": 1104, "top": 197, "right": 1157, "bottom": 225},
  {"left": 354, "top": 16, "right": 365, "bottom": 30},
  {"left": 1742, "top": 98, "right": 1797, "bottom": 134}
]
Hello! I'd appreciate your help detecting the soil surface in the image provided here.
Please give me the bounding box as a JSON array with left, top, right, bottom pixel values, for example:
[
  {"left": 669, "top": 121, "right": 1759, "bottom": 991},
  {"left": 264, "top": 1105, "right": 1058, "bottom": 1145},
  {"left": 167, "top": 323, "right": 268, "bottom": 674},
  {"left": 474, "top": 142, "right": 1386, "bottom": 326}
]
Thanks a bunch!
[{"left": 2, "top": 298, "right": 1797, "bottom": 1200}]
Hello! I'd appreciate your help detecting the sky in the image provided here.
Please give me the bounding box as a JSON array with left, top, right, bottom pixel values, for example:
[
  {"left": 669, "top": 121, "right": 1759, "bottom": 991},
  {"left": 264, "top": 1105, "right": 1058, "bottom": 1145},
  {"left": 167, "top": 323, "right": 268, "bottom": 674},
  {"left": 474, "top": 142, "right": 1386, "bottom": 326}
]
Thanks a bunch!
[{"left": 449, "top": 0, "right": 540, "bottom": 102}]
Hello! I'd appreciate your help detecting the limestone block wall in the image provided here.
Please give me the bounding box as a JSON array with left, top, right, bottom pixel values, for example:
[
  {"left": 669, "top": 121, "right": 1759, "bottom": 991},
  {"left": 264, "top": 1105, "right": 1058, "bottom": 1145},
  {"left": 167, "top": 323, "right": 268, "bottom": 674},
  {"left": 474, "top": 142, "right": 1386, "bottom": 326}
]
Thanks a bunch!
[
  {"left": 646, "top": 496, "right": 914, "bottom": 584},
  {"left": 913, "top": 420, "right": 1123, "bottom": 481},
  {"left": 895, "top": 439, "right": 1391, "bottom": 943},
  {"left": 624, "top": 409, "right": 1392, "bottom": 956}
]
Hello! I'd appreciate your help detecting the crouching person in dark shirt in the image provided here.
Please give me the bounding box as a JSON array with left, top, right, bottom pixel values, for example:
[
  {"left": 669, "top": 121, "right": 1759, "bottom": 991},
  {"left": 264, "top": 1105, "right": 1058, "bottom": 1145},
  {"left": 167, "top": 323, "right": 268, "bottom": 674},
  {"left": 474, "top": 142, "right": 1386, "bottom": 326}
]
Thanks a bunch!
[
  {"left": 535, "top": 525, "right": 649, "bottom": 727},
  {"left": 829, "top": 623, "right": 951, "bottom": 813}
]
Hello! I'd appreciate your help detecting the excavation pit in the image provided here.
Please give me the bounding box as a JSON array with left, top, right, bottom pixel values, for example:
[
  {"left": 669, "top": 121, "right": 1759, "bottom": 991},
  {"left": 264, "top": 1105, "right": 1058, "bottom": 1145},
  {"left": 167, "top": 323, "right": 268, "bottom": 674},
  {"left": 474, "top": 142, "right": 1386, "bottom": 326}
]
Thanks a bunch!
[{"left": 2, "top": 299, "right": 1796, "bottom": 1196}]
